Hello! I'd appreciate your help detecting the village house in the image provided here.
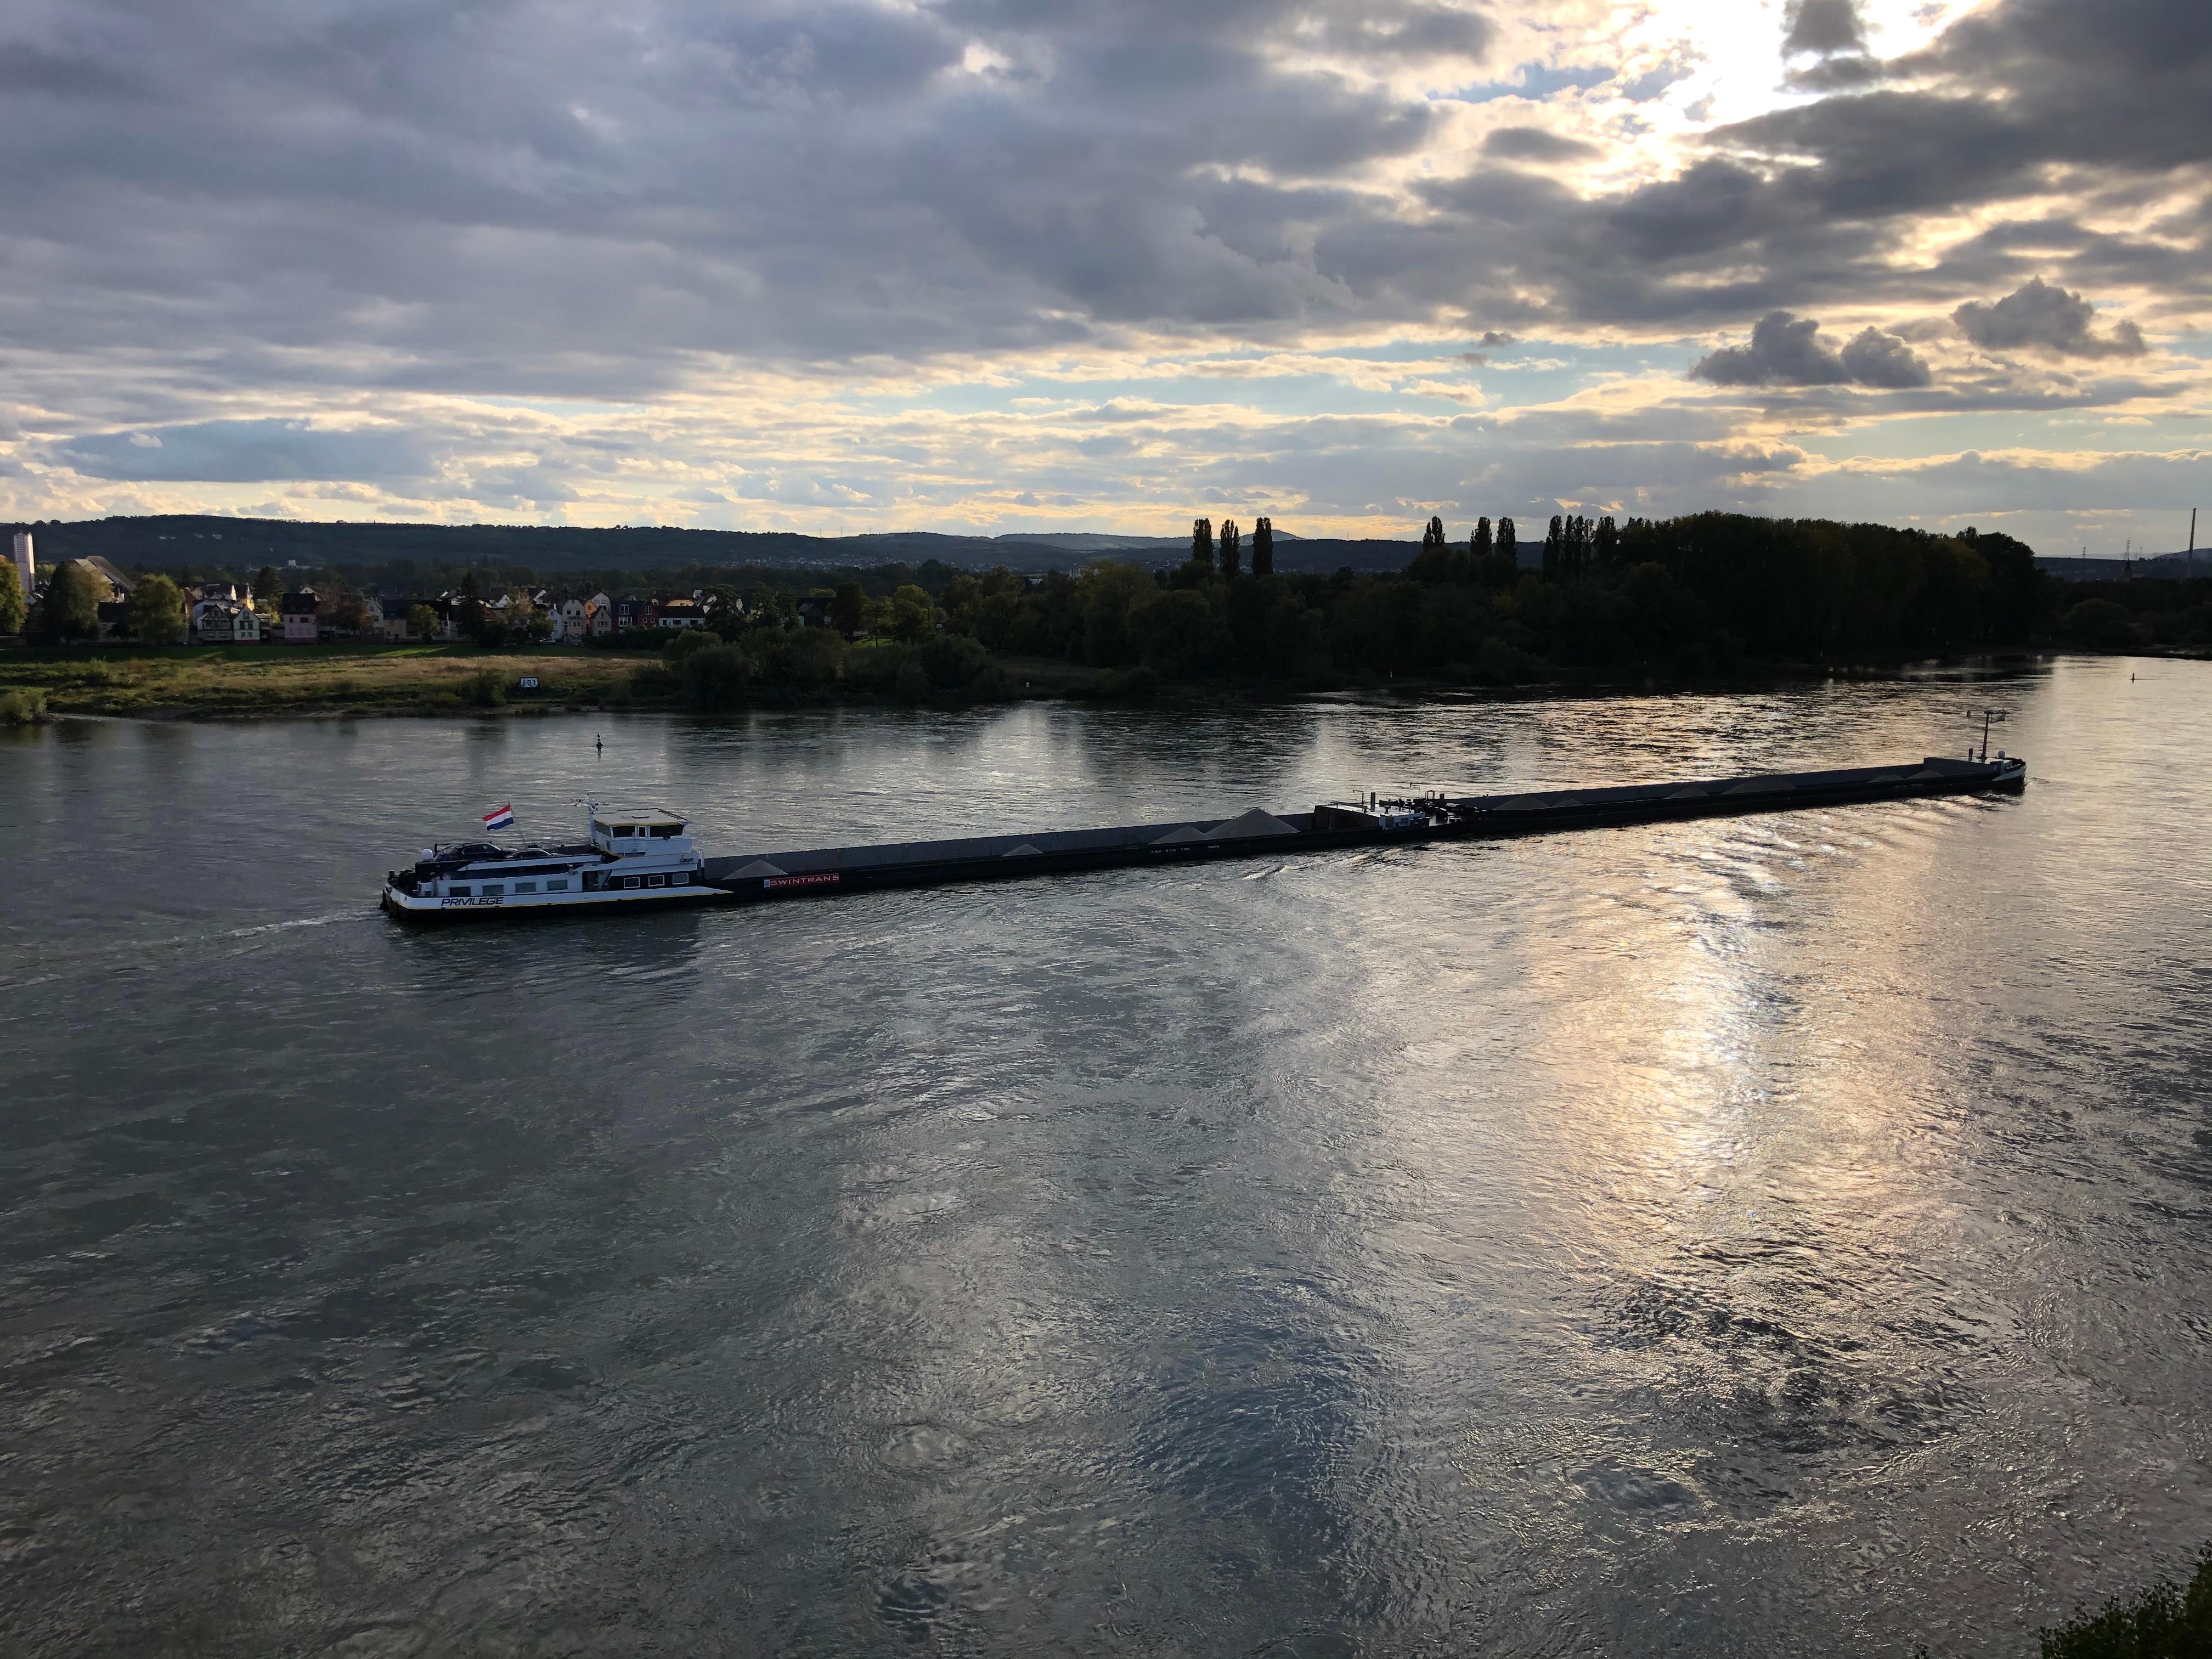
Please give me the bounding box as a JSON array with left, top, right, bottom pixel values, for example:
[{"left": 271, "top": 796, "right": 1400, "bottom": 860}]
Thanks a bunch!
[
  {"left": 190, "top": 595, "right": 262, "bottom": 644},
  {"left": 655, "top": 597, "right": 707, "bottom": 629},
  {"left": 367, "top": 595, "right": 440, "bottom": 641},
  {"left": 548, "top": 593, "right": 615, "bottom": 642},
  {"left": 81, "top": 557, "right": 136, "bottom": 602},
  {"left": 280, "top": 589, "right": 320, "bottom": 643}
]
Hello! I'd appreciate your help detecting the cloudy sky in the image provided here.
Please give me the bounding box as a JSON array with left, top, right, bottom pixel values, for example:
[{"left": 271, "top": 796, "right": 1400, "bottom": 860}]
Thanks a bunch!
[{"left": 2, "top": 0, "right": 2205, "bottom": 552}]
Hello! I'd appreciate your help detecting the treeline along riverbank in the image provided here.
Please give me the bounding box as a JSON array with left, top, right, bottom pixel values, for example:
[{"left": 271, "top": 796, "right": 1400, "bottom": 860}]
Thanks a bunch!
[
  {"left": 647, "top": 511, "right": 2194, "bottom": 708},
  {"left": 9, "top": 511, "right": 2209, "bottom": 718}
]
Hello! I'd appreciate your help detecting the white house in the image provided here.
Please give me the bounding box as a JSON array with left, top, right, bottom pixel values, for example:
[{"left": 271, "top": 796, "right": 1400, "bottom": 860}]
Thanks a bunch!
[
  {"left": 551, "top": 592, "right": 614, "bottom": 640},
  {"left": 191, "top": 596, "right": 262, "bottom": 644}
]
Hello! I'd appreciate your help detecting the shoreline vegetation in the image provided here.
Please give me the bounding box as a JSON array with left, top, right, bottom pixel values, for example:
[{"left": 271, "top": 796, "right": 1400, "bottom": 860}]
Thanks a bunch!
[
  {"left": 0, "top": 637, "right": 2068, "bottom": 723},
  {"left": 5, "top": 511, "right": 2208, "bottom": 721},
  {"left": 2029, "top": 1548, "right": 2211, "bottom": 1659}
]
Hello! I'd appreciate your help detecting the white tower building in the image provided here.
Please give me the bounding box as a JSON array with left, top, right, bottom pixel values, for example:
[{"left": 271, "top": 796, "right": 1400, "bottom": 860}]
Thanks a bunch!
[{"left": 10, "top": 530, "right": 32, "bottom": 600}]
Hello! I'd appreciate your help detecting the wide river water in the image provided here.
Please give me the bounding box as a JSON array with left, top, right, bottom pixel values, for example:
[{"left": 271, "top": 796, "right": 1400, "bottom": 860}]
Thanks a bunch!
[{"left": 4, "top": 658, "right": 2210, "bottom": 1657}]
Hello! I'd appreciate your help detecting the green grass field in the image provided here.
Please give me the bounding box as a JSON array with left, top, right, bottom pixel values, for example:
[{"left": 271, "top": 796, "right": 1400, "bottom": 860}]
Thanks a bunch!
[{"left": 0, "top": 642, "right": 642, "bottom": 716}]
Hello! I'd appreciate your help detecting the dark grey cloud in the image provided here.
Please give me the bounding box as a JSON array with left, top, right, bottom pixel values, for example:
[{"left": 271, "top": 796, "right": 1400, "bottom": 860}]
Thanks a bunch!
[
  {"left": 1839, "top": 325, "right": 1934, "bottom": 387},
  {"left": 1782, "top": 0, "right": 1865, "bottom": 56},
  {"left": 1691, "top": 311, "right": 1929, "bottom": 388},
  {"left": 1693, "top": 312, "right": 1850, "bottom": 386},
  {"left": 1307, "top": 3, "right": 1493, "bottom": 58},
  {"left": 1782, "top": 51, "right": 1883, "bottom": 92},
  {"left": 1482, "top": 126, "right": 1598, "bottom": 163},
  {"left": 1953, "top": 275, "right": 2147, "bottom": 357}
]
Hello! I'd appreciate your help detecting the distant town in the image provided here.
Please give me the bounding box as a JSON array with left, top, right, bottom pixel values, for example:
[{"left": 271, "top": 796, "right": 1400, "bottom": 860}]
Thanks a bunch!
[{"left": 1, "top": 527, "right": 873, "bottom": 648}]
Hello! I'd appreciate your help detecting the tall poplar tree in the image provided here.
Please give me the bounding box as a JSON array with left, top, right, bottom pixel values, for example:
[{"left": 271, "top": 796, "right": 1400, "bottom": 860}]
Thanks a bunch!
[
  {"left": 1251, "top": 517, "right": 1274, "bottom": 577},
  {"left": 1594, "top": 515, "right": 1619, "bottom": 568},
  {"left": 1190, "top": 518, "right": 1214, "bottom": 572},
  {"left": 1409, "top": 515, "right": 1451, "bottom": 585},
  {"left": 0, "top": 561, "right": 23, "bottom": 636},
  {"left": 1497, "top": 517, "right": 1517, "bottom": 580},
  {"left": 1218, "top": 520, "right": 1241, "bottom": 578}
]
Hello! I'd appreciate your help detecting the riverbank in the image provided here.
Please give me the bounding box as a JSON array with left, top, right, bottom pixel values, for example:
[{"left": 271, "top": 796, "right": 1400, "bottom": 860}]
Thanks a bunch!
[
  {"left": 0, "top": 642, "right": 676, "bottom": 719},
  {"left": 0, "top": 640, "right": 1140, "bottom": 718},
  {"left": 0, "top": 637, "right": 2098, "bottom": 721}
]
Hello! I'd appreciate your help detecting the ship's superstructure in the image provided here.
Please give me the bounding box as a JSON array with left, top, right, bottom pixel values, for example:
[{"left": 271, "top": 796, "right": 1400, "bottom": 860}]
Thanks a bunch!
[{"left": 381, "top": 802, "right": 710, "bottom": 918}]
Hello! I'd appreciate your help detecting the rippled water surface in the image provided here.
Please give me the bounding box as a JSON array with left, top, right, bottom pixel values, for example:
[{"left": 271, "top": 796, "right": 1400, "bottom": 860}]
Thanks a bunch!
[{"left": 4, "top": 659, "right": 2210, "bottom": 1657}]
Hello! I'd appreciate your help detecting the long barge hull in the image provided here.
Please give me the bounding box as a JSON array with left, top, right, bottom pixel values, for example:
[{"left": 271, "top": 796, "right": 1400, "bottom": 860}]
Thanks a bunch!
[{"left": 695, "top": 754, "right": 2025, "bottom": 907}]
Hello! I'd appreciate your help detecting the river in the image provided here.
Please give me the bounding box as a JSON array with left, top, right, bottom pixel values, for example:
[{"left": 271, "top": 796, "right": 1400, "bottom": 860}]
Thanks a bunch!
[{"left": 3, "top": 658, "right": 2209, "bottom": 1656}]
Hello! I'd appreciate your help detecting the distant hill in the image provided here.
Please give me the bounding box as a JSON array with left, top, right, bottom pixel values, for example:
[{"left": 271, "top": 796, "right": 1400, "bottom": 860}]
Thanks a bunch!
[
  {"left": 997, "top": 532, "right": 1193, "bottom": 552},
  {"left": 2036, "top": 550, "right": 2211, "bottom": 582},
  {"left": 1002, "top": 530, "right": 1310, "bottom": 552},
  {"left": 8, "top": 514, "right": 1414, "bottom": 578}
]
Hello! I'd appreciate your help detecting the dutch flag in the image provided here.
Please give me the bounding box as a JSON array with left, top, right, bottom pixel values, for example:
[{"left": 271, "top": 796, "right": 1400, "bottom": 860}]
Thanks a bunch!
[{"left": 483, "top": 804, "right": 515, "bottom": 832}]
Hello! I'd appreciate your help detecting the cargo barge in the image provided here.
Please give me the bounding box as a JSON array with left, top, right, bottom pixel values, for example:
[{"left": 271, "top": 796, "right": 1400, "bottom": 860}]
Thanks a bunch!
[{"left": 381, "top": 753, "right": 2025, "bottom": 921}]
